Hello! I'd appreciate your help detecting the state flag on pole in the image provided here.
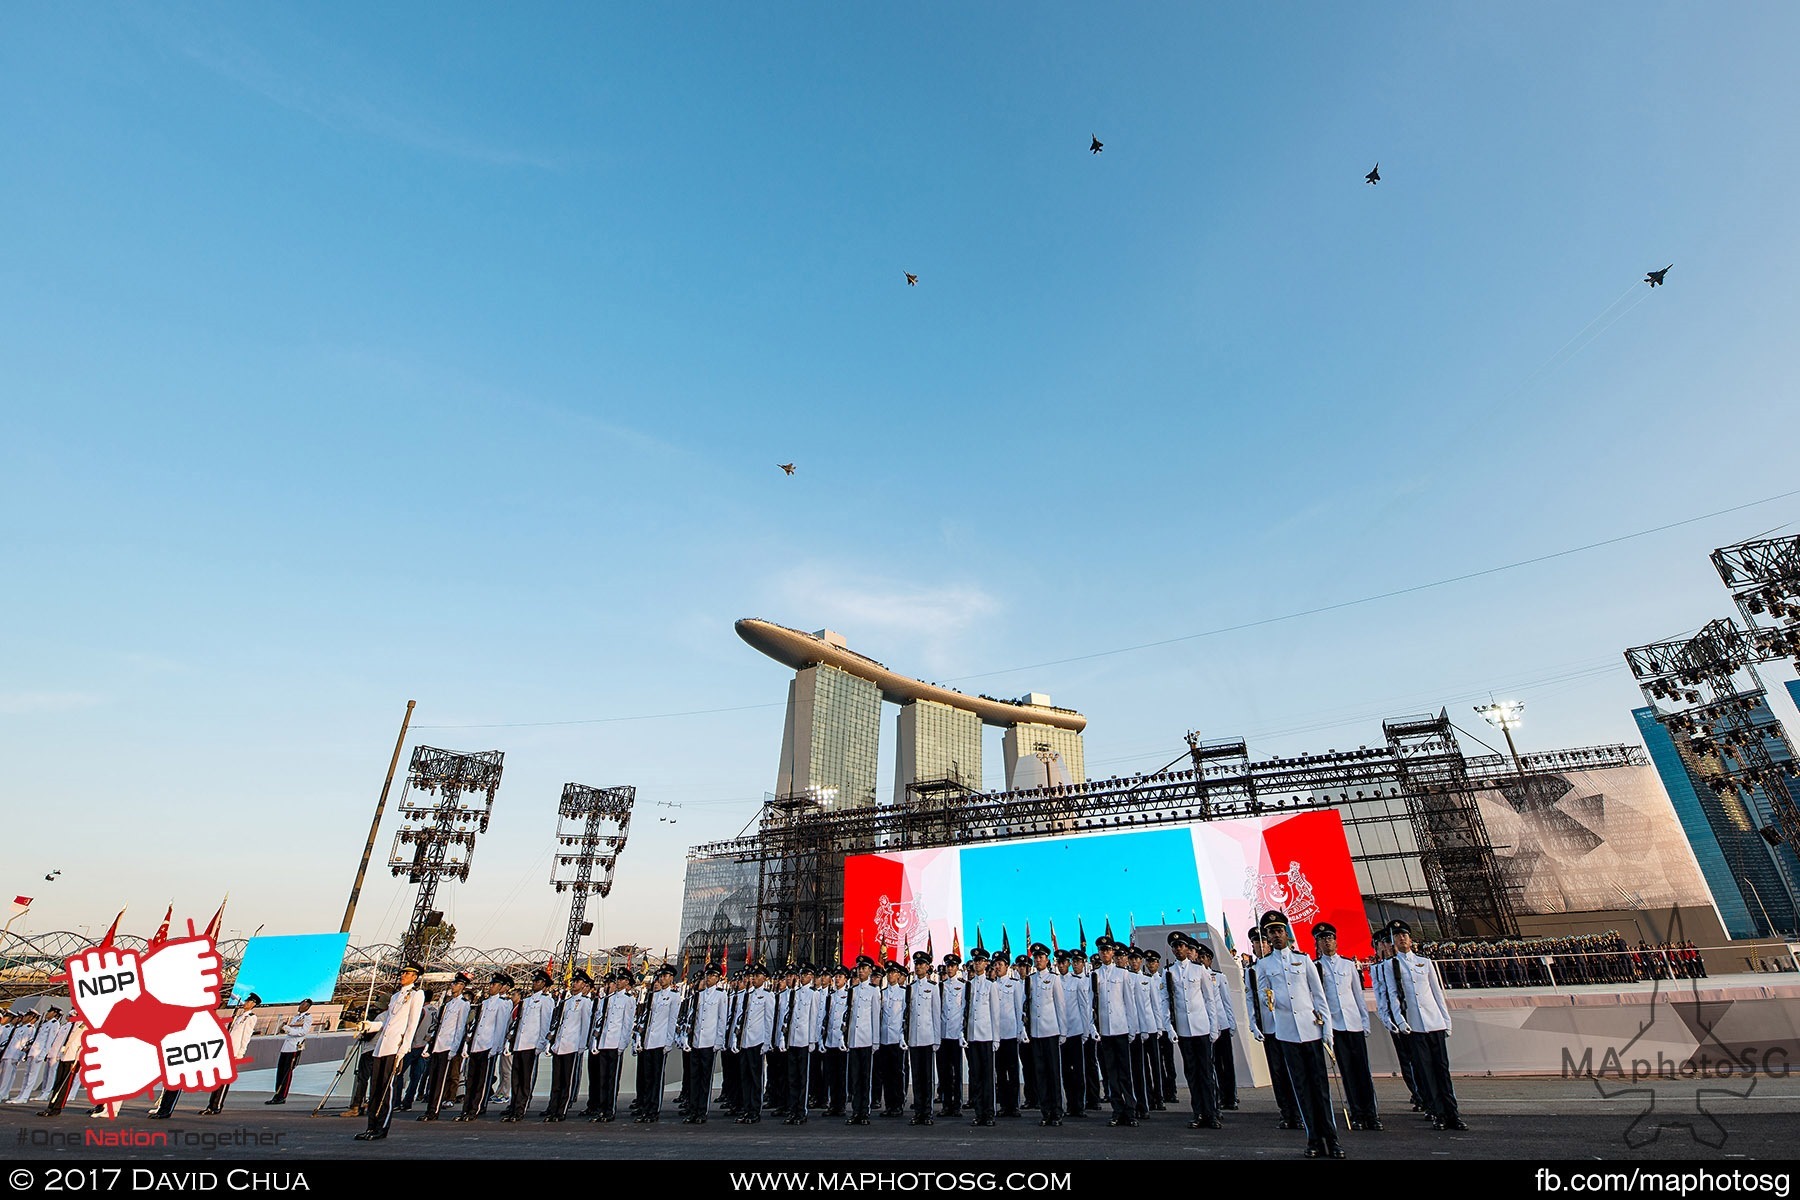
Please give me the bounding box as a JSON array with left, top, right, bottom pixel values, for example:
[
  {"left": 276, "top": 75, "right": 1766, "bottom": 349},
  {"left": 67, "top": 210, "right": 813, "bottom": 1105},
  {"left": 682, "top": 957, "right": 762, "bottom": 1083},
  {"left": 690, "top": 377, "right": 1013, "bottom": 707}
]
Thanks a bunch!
[{"left": 10, "top": 897, "right": 29, "bottom": 918}]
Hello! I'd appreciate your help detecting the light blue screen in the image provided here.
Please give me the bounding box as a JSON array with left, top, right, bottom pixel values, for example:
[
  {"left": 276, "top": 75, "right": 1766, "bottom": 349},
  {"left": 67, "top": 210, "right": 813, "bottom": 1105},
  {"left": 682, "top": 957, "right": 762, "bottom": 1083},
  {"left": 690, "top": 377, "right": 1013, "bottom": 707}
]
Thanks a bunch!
[
  {"left": 233, "top": 933, "right": 349, "bottom": 1005},
  {"left": 958, "top": 828, "right": 1203, "bottom": 950}
]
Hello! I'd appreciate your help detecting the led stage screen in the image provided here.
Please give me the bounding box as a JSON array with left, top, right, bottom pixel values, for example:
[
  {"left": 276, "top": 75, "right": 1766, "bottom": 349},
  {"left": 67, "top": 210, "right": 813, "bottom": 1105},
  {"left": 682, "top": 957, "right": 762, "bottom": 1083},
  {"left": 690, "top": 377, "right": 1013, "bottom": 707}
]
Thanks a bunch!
[
  {"left": 844, "top": 809, "right": 1371, "bottom": 961},
  {"left": 233, "top": 933, "right": 350, "bottom": 1005}
]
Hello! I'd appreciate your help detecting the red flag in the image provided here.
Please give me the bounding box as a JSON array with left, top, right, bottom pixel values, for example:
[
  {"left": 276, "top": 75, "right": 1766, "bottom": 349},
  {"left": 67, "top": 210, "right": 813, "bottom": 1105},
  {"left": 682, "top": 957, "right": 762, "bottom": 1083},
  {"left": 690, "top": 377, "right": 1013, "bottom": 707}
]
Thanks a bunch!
[
  {"left": 149, "top": 903, "right": 173, "bottom": 948},
  {"left": 203, "top": 896, "right": 227, "bottom": 942},
  {"left": 98, "top": 907, "right": 125, "bottom": 947},
  {"left": 952, "top": 927, "right": 961, "bottom": 958}
]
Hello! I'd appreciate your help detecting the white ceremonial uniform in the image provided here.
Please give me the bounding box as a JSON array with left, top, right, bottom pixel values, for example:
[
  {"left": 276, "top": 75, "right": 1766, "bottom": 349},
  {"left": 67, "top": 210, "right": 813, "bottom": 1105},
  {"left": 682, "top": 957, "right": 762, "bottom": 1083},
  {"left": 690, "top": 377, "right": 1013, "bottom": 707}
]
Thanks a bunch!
[
  {"left": 735, "top": 986, "right": 776, "bottom": 1051},
  {"left": 822, "top": 985, "right": 850, "bottom": 1050},
  {"left": 878, "top": 983, "right": 906, "bottom": 1046},
  {"left": 1062, "top": 970, "right": 1096, "bottom": 1039},
  {"left": 964, "top": 975, "right": 1001, "bottom": 1044},
  {"left": 1092, "top": 964, "right": 1137, "bottom": 1036},
  {"left": 640, "top": 990, "right": 681, "bottom": 1052},
  {"left": 512, "top": 992, "right": 555, "bottom": 1054},
  {"left": 1256, "top": 948, "right": 1330, "bottom": 1044},
  {"left": 1392, "top": 952, "right": 1452, "bottom": 1033},
  {"left": 373, "top": 984, "right": 426, "bottom": 1058},
  {"left": 1166, "top": 959, "right": 1218, "bottom": 1039},
  {"left": 0, "top": 1023, "right": 34, "bottom": 1100},
  {"left": 905, "top": 978, "right": 943, "bottom": 1047},
  {"left": 781, "top": 983, "right": 826, "bottom": 1051},
  {"left": 551, "top": 994, "right": 593, "bottom": 1056},
  {"left": 1130, "top": 970, "right": 1161, "bottom": 1040},
  {"left": 225, "top": 1008, "right": 258, "bottom": 1060},
  {"left": 278, "top": 1011, "right": 313, "bottom": 1053},
  {"left": 691, "top": 985, "right": 730, "bottom": 1051},
  {"left": 939, "top": 977, "right": 967, "bottom": 1043},
  {"left": 1314, "top": 954, "right": 1368, "bottom": 1033},
  {"left": 592, "top": 991, "right": 635, "bottom": 1051},
  {"left": 846, "top": 981, "right": 880, "bottom": 1049},
  {"left": 1025, "top": 968, "right": 1068, "bottom": 1038},
  {"left": 993, "top": 974, "right": 1024, "bottom": 1040},
  {"left": 16, "top": 1019, "right": 68, "bottom": 1101},
  {"left": 432, "top": 995, "right": 472, "bottom": 1055},
  {"left": 470, "top": 996, "right": 513, "bottom": 1055}
]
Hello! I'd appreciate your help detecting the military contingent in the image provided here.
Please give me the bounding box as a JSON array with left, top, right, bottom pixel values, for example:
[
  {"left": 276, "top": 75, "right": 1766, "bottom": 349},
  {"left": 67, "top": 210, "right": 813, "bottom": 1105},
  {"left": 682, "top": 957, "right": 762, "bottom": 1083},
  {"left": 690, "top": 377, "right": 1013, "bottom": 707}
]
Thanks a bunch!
[
  {"left": 1421, "top": 932, "right": 1704, "bottom": 989},
  {"left": 2, "top": 913, "right": 1498, "bottom": 1156}
]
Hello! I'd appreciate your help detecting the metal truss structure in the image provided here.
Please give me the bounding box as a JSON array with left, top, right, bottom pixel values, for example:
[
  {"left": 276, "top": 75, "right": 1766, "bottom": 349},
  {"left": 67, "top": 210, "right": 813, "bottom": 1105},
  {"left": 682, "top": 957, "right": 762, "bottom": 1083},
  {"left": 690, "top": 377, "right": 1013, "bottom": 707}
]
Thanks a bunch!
[
  {"left": 387, "top": 746, "right": 504, "bottom": 966},
  {"left": 1625, "top": 618, "right": 1800, "bottom": 853},
  {"left": 551, "top": 783, "right": 635, "bottom": 972},
  {"left": 690, "top": 710, "right": 1569, "bottom": 964},
  {"left": 1714, "top": 534, "right": 1800, "bottom": 669}
]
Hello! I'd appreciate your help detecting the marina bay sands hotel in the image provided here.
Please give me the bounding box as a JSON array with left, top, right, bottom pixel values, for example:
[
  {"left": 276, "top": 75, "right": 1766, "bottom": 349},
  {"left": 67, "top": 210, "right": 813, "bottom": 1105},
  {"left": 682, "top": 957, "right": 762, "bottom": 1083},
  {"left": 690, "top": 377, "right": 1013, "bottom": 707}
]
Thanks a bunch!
[{"left": 736, "top": 618, "right": 1087, "bottom": 809}]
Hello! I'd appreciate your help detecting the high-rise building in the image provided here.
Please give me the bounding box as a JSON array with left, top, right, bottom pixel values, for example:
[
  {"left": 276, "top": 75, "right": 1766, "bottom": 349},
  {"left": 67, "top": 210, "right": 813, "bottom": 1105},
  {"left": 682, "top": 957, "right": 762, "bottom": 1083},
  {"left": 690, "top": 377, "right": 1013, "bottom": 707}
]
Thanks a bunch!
[
  {"left": 1633, "top": 705, "right": 1798, "bottom": 937},
  {"left": 1002, "top": 708, "right": 1087, "bottom": 791},
  {"left": 737, "top": 619, "right": 1087, "bottom": 808}
]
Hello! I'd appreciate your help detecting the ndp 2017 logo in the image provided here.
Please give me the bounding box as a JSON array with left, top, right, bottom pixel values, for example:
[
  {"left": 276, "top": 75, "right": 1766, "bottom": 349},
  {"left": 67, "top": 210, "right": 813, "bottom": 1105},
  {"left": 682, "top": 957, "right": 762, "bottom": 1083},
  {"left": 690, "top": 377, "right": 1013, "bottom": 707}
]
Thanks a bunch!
[{"left": 60, "top": 921, "right": 236, "bottom": 1114}]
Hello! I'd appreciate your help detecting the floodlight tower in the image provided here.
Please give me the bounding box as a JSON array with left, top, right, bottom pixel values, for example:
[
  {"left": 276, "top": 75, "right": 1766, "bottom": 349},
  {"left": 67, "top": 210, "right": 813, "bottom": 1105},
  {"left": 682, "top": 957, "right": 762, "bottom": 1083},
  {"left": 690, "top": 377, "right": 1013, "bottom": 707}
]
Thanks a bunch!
[
  {"left": 551, "top": 784, "right": 636, "bottom": 972},
  {"left": 388, "top": 746, "right": 504, "bottom": 965},
  {"left": 1474, "top": 700, "right": 1527, "bottom": 776},
  {"left": 1713, "top": 534, "right": 1800, "bottom": 672}
]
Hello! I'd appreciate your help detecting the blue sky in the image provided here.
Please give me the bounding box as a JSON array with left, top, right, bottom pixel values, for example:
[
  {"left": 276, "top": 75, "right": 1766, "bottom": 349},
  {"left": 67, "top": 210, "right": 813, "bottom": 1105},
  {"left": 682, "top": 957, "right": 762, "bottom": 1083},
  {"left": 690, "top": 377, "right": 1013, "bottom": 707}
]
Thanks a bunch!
[{"left": 5, "top": 2, "right": 1799, "bottom": 953}]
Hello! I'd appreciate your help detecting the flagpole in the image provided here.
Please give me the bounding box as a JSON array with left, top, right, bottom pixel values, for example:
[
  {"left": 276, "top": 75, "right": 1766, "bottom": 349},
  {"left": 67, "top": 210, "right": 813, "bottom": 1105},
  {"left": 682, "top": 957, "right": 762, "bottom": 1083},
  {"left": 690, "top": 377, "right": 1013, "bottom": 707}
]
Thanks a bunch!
[{"left": 341, "top": 699, "right": 417, "bottom": 935}]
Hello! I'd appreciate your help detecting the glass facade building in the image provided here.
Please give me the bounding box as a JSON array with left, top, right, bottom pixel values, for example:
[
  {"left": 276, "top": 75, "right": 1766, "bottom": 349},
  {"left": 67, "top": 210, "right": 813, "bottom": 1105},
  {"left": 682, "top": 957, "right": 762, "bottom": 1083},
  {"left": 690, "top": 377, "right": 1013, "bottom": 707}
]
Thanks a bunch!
[
  {"left": 775, "top": 663, "right": 882, "bottom": 808},
  {"left": 1003, "top": 722, "right": 1088, "bottom": 791},
  {"left": 895, "top": 699, "right": 983, "bottom": 795}
]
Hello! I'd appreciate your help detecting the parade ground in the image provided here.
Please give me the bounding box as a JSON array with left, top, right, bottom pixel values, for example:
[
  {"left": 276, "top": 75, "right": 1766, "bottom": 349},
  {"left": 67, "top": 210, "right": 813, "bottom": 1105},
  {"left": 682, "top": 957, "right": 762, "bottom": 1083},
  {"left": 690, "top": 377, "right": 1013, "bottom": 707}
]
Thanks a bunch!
[{"left": 7, "top": 1075, "right": 1800, "bottom": 1162}]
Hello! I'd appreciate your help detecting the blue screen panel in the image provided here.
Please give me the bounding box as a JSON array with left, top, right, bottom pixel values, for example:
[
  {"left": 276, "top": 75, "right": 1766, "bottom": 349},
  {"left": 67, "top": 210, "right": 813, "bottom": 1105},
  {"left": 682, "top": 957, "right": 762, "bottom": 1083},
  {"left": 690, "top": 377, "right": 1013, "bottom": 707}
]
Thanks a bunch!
[
  {"left": 233, "top": 933, "right": 349, "bottom": 1005},
  {"left": 958, "top": 828, "right": 1203, "bottom": 948}
]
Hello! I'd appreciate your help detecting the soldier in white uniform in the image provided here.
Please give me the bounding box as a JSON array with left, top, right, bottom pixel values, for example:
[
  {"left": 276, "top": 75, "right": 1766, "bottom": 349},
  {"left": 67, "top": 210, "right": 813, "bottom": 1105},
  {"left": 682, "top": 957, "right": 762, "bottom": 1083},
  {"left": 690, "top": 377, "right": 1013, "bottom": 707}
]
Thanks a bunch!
[
  {"left": 266, "top": 999, "right": 313, "bottom": 1106},
  {"left": 992, "top": 955, "right": 1025, "bottom": 1118},
  {"left": 1245, "top": 928, "right": 1302, "bottom": 1129},
  {"left": 455, "top": 973, "right": 513, "bottom": 1121},
  {"left": 818, "top": 964, "right": 851, "bottom": 1118},
  {"left": 731, "top": 963, "right": 776, "bottom": 1124},
  {"left": 499, "top": 970, "right": 554, "bottom": 1123},
  {"left": 1254, "top": 912, "right": 1343, "bottom": 1159},
  {"left": 634, "top": 963, "right": 682, "bottom": 1122},
  {"left": 35, "top": 1017, "right": 86, "bottom": 1117},
  {"left": 1310, "top": 922, "right": 1381, "bottom": 1130},
  {"left": 1124, "top": 946, "right": 1156, "bottom": 1119},
  {"left": 420, "top": 973, "right": 471, "bottom": 1121},
  {"left": 682, "top": 965, "right": 729, "bottom": 1124},
  {"left": 585, "top": 970, "right": 635, "bottom": 1121},
  {"left": 934, "top": 953, "right": 966, "bottom": 1117},
  {"left": 903, "top": 950, "right": 942, "bottom": 1125},
  {"left": 544, "top": 970, "right": 594, "bottom": 1122},
  {"left": 1198, "top": 945, "right": 1237, "bottom": 1109},
  {"left": 843, "top": 957, "right": 880, "bottom": 1125},
  {"left": 1090, "top": 937, "right": 1139, "bottom": 1127},
  {"left": 1387, "top": 920, "right": 1465, "bottom": 1130},
  {"left": 782, "top": 963, "right": 828, "bottom": 1124},
  {"left": 961, "top": 949, "right": 1002, "bottom": 1126},
  {"left": 1023, "top": 943, "right": 1069, "bottom": 1126},
  {"left": 0, "top": 1013, "right": 37, "bottom": 1103},
  {"left": 1165, "top": 931, "right": 1222, "bottom": 1129},
  {"left": 1371, "top": 927, "right": 1426, "bottom": 1112},
  {"left": 1147, "top": 950, "right": 1178, "bottom": 1105},
  {"left": 11, "top": 1007, "right": 68, "bottom": 1104},
  {"left": 875, "top": 960, "right": 908, "bottom": 1117},
  {"left": 198, "top": 995, "right": 260, "bottom": 1116},
  {"left": 354, "top": 963, "right": 426, "bottom": 1142},
  {"left": 1060, "top": 948, "right": 1096, "bottom": 1118}
]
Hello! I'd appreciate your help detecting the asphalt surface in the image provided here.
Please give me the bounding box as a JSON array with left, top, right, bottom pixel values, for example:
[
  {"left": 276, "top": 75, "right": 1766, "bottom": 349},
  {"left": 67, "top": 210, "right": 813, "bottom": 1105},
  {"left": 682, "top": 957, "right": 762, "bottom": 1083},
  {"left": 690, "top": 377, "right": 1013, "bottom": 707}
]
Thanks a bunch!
[{"left": 6, "top": 1076, "right": 1799, "bottom": 1160}]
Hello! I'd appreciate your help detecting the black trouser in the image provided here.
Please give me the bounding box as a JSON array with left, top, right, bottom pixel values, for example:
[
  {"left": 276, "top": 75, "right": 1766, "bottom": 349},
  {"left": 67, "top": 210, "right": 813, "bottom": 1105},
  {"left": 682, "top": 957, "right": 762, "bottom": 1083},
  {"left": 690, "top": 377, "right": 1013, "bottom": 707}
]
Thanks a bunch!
[
  {"left": 505, "top": 1049, "right": 537, "bottom": 1118},
  {"left": 1178, "top": 1034, "right": 1220, "bottom": 1122},
  {"left": 348, "top": 1050, "right": 373, "bottom": 1108},
  {"left": 546, "top": 1053, "right": 578, "bottom": 1118},
  {"left": 153, "top": 1087, "right": 182, "bottom": 1117},
  {"left": 399, "top": 1047, "right": 428, "bottom": 1105},
  {"left": 1128, "top": 1036, "right": 1150, "bottom": 1117},
  {"left": 1020, "top": 1034, "right": 1038, "bottom": 1106},
  {"left": 936, "top": 1041, "right": 963, "bottom": 1113},
  {"left": 459, "top": 1050, "right": 494, "bottom": 1117},
  {"left": 424, "top": 1051, "right": 455, "bottom": 1117},
  {"left": 820, "top": 1047, "right": 847, "bottom": 1113},
  {"left": 809, "top": 1051, "right": 825, "bottom": 1107},
  {"left": 876, "top": 1044, "right": 906, "bottom": 1112},
  {"left": 43, "top": 1061, "right": 78, "bottom": 1115},
  {"left": 737, "top": 1046, "right": 765, "bottom": 1119},
  {"left": 785, "top": 1046, "right": 812, "bottom": 1120},
  {"left": 1388, "top": 1025, "right": 1423, "bottom": 1105},
  {"left": 1160, "top": 1035, "right": 1178, "bottom": 1100},
  {"left": 1145, "top": 1035, "right": 1167, "bottom": 1106},
  {"left": 203, "top": 1083, "right": 231, "bottom": 1113},
  {"left": 765, "top": 1048, "right": 787, "bottom": 1109},
  {"left": 908, "top": 1045, "right": 936, "bottom": 1118},
  {"left": 720, "top": 1049, "right": 739, "bottom": 1109},
  {"left": 965, "top": 1041, "right": 996, "bottom": 1121},
  {"left": 1031, "top": 1037, "right": 1064, "bottom": 1120},
  {"left": 686, "top": 1047, "right": 716, "bottom": 1118},
  {"left": 1213, "top": 1030, "right": 1237, "bottom": 1106},
  {"left": 1411, "top": 1029, "right": 1458, "bottom": 1121},
  {"left": 1275, "top": 1038, "right": 1337, "bottom": 1149},
  {"left": 995, "top": 1038, "right": 1021, "bottom": 1113},
  {"left": 1333, "top": 1029, "right": 1378, "bottom": 1124},
  {"left": 847, "top": 1046, "right": 874, "bottom": 1119},
  {"left": 636, "top": 1047, "right": 668, "bottom": 1118},
  {"left": 365, "top": 1053, "right": 401, "bottom": 1135},
  {"left": 1098, "top": 1034, "right": 1133, "bottom": 1119},
  {"left": 590, "top": 1050, "right": 626, "bottom": 1115},
  {"left": 1262, "top": 1035, "right": 1299, "bottom": 1123},
  {"left": 1083, "top": 1037, "right": 1102, "bottom": 1107},
  {"left": 273, "top": 1051, "right": 300, "bottom": 1101},
  {"left": 1060, "top": 1037, "right": 1086, "bottom": 1115}
]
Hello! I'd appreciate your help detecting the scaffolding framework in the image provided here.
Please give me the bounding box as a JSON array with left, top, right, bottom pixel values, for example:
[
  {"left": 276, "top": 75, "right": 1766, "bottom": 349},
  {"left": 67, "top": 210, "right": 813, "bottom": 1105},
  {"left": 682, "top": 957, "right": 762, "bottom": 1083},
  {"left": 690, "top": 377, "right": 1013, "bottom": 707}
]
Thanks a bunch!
[
  {"left": 387, "top": 746, "right": 504, "bottom": 965},
  {"left": 691, "top": 716, "right": 1578, "bottom": 963},
  {"left": 551, "top": 783, "right": 635, "bottom": 972}
]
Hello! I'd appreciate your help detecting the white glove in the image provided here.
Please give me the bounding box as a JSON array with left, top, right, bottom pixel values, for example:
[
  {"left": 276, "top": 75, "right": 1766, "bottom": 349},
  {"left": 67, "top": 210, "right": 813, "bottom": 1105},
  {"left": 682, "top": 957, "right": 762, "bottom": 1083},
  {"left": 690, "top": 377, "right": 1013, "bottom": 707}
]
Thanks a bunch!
[
  {"left": 1251, "top": 1029, "right": 1264, "bottom": 1043},
  {"left": 67, "top": 948, "right": 146, "bottom": 1030},
  {"left": 80, "top": 1031, "right": 161, "bottom": 1104},
  {"left": 140, "top": 938, "right": 223, "bottom": 1010},
  {"left": 159, "top": 1012, "right": 233, "bottom": 1093}
]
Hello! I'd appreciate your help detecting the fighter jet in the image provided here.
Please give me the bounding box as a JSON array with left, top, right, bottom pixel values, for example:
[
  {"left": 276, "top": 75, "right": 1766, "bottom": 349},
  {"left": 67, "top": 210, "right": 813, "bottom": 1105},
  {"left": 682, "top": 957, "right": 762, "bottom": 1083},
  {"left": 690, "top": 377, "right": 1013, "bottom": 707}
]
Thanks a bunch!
[
  {"left": 778, "top": 463, "right": 796, "bottom": 476},
  {"left": 905, "top": 272, "right": 918, "bottom": 286},
  {"left": 1365, "top": 163, "right": 1380, "bottom": 185},
  {"left": 1645, "top": 264, "right": 1672, "bottom": 288},
  {"left": 1090, "top": 135, "right": 1104, "bottom": 155}
]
